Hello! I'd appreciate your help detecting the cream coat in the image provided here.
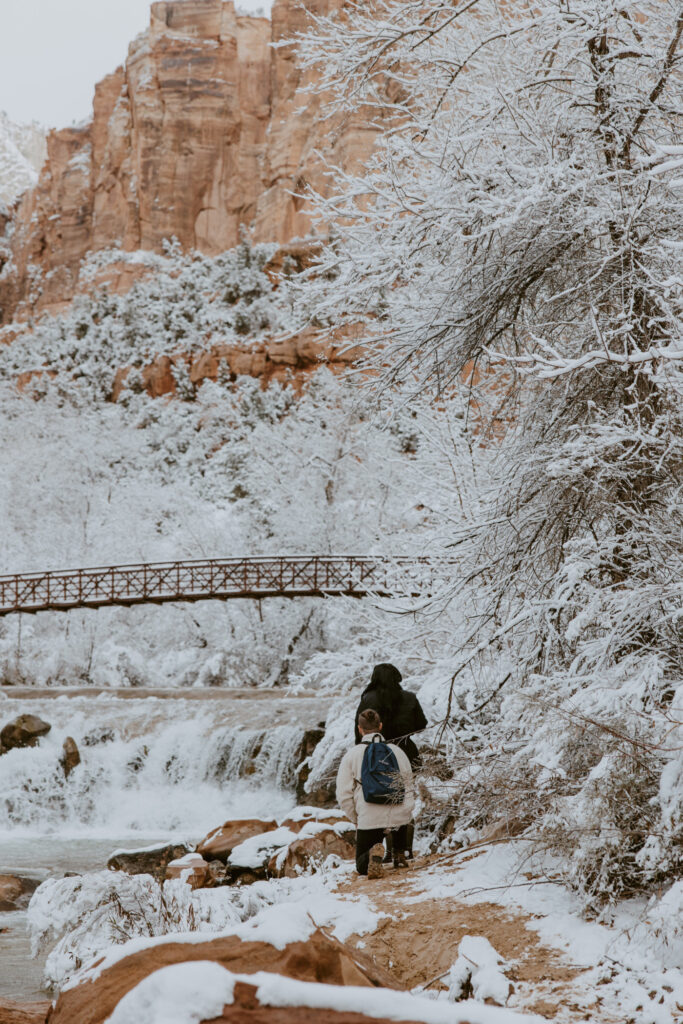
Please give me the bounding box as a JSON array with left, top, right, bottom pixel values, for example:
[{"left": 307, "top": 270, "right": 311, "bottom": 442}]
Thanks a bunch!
[{"left": 336, "top": 733, "right": 415, "bottom": 830}]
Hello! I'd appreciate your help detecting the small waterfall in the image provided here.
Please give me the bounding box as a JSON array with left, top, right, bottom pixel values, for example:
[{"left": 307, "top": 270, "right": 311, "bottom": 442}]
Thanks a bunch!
[{"left": 0, "top": 694, "right": 323, "bottom": 837}]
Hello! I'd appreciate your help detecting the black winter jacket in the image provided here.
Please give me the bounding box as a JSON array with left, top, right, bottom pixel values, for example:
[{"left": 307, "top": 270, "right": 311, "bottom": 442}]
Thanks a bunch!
[{"left": 354, "top": 664, "right": 428, "bottom": 751}]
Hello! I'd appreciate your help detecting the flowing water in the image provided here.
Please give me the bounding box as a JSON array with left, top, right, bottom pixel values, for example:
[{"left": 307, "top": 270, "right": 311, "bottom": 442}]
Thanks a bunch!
[{"left": 0, "top": 686, "right": 335, "bottom": 1000}]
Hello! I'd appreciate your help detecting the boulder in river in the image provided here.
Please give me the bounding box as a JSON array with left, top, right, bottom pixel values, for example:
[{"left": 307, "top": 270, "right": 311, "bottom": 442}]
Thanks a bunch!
[
  {"left": 107, "top": 842, "right": 192, "bottom": 881},
  {"left": 60, "top": 736, "right": 81, "bottom": 778},
  {"left": 268, "top": 829, "right": 355, "bottom": 879},
  {"left": 0, "top": 873, "right": 39, "bottom": 911},
  {"left": 0, "top": 714, "right": 51, "bottom": 754},
  {"left": 165, "top": 853, "right": 210, "bottom": 889},
  {"left": 48, "top": 929, "right": 399, "bottom": 1024},
  {"left": 197, "top": 819, "right": 277, "bottom": 863},
  {"left": 294, "top": 727, "right": 331, "bottom": 806}
]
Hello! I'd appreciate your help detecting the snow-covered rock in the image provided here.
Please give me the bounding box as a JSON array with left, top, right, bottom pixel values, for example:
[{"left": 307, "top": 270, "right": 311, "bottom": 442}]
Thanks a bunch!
[
  {"left": 48, "top": 924, "right": 395, "bottom": 1024},
  {"left": 107, "top": 842, "right": 193, "bottom": 881},
  {"left": 103, "top": 965, "right": 540, "bottom": 1024},
  {"left": 165, "top": 854, "right": 210, "bottom": 889},
  {"left": 197, "top": 819, "right": 277, "bottom": 863},
  {"left": 105, "top": 960, "right": 235, "bottom": 1024},
  {"left": 0, "top": 110, "right": 46, "bottom": 205},
  {"left": 267, "top": 827, "right": 355, "bottom": 879},
  {"left": 447, "top": 935, "right": 512, "bottom": 1006}
]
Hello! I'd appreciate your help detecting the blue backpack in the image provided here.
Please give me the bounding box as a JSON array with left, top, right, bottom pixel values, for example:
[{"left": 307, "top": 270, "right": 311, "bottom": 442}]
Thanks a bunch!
[{"left": 361, "top": 736, "right": 405, "bottom": 805}]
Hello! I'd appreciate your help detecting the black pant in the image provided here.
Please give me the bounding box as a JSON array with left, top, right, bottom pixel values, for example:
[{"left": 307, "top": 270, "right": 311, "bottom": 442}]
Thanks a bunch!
[
  {"left": 387, "top": 823, "right": 409, "bottom": 856},
  {"left": 356, "top": 828, "right": 386, "bottom": 875},
  {"left": 356, "top": 826, "right": 409, "bottom": 874}
]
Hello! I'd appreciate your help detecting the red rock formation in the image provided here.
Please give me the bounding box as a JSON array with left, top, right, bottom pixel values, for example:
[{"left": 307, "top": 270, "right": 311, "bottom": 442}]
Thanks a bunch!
[
  {"left": 0, "top": 0, "right": 377, "bottom": 326},
  {"left": 267, "top": 829, "right": 355, "bottom": 878},
  {"left": 165, "top": 853, "right": 211, "bottom": 888},
  {"left": 0, "top": 999, "right": 51, "bottom": 1024},
  {"left": 48, "top": 930, "right": 400, "bottom": 1024},
  {"left": 197, "top": 818, "right": 278, "bottom": 862},
  {"left": 109, "top": 323, "right": 363, "bottom": 399}
]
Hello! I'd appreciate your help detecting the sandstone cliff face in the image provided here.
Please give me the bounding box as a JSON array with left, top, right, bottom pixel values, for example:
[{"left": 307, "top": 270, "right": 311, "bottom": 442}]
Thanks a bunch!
[{"left": 0, "top": 0, "right": 375, "bottom": 325}]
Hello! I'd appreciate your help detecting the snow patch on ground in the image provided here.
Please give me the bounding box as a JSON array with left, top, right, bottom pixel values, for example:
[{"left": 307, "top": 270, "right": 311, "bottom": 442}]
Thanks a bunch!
[{"left": 401, "top": 843, "right": 683, "bottom": 1023}]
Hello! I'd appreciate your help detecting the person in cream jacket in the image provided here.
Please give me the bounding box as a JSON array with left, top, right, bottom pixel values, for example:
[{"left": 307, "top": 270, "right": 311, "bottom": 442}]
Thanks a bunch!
[{"left": 336, "top": 708, "right": 415, "bottom": 878}]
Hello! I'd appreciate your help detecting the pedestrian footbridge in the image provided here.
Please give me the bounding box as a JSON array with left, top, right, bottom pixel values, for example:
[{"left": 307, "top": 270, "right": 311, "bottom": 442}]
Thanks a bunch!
[{"left": 0, "top": 555, "right": 449, "bottom": 616}]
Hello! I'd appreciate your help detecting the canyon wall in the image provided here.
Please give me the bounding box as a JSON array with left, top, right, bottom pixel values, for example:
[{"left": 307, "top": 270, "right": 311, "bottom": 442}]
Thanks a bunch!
[{"left": 0, "top": 0, "right": 376, "bottom": 324}]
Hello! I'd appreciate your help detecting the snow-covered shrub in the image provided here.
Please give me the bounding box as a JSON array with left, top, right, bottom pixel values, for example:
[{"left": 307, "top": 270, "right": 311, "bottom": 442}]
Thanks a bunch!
[
  {"left": 0, "top": 237, "right": 287, "bottom": 402},
  {"left": 642, "top": 882, "right": 683, "bottom": 966},
  {"left": 28, "top": 871, "right": 240, "bottom": 991},
  {"left": 542, "top": 746, "right": 668, "bottom": 909},
  {"left": 28, "top": 863, "right": 378, "bottom": 994}
]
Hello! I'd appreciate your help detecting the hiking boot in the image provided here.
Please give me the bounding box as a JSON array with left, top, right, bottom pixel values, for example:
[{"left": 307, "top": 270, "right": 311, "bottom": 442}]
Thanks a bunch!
[
  {"left": 367, "top": 844, "right": 385, "bottom": 879},
  {"left": 393, "top": 851, "right": 409, "bottom": 870}
]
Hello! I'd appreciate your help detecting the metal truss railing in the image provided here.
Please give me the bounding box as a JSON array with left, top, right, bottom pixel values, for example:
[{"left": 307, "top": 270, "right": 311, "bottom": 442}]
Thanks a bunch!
[{"left": 0, "top": 555, "right": 450, "bottom": 616}]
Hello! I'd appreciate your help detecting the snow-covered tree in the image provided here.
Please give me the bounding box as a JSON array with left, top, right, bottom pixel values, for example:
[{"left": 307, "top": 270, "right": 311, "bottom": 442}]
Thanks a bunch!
[{"left": 296, "top": 0, "right": 683, "bottom": 903}]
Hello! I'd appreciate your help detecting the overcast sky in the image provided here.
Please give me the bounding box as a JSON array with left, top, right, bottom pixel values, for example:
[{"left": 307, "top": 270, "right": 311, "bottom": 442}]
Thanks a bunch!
[{"left": 0, "top": 0, "right": 271, "bottom": 129}]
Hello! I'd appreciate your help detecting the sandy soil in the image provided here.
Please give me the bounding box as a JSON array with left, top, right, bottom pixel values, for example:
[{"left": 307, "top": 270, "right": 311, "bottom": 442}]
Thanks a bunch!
[{"left": 340, "top": 851, "right": 616, "bottom": 1023}]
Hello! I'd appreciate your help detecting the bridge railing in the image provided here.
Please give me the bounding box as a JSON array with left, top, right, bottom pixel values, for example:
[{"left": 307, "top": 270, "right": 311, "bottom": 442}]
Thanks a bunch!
[{"left": 0, "top": 555, "right": 452, "bottom": 616}]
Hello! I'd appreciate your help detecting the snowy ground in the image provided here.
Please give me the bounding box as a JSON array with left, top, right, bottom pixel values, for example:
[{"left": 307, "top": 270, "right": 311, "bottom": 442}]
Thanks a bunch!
[
  {"left": 351, "top": 842, "right": 683, "bottom": 1024},
  {"left": 25, "top": 835, "right": 683, "bottom": 1022}
]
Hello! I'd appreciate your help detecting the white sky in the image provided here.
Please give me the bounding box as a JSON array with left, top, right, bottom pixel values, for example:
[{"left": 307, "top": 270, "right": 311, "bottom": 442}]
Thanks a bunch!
[{"left": 0, "top": 0, "right": 272, "bottom": 129}]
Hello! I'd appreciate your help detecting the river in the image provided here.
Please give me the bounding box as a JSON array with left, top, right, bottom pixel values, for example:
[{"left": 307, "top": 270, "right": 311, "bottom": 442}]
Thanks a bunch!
[{"left": 0, "top": 686, "right": 336, "bottom": 1001}]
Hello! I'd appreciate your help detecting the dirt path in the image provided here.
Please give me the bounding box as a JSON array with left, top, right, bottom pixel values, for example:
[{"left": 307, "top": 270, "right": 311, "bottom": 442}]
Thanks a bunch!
[{"left": 340, "top": 852, "right": 613, "bottom": 1022}]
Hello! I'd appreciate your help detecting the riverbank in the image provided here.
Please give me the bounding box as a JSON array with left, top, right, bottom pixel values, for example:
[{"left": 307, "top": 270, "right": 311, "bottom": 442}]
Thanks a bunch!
[
  {"left": 9, "top": 827, "right": 683, "bottom": 1023},
  {"left": 0, "top": 687, "right": 337, "bottom": 702}
]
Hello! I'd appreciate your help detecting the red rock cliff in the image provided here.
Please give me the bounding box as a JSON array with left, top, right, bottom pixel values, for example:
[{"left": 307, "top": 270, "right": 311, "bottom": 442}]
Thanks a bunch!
[{"left": 0, "top": 0, "right": 375, "bottom": 324}]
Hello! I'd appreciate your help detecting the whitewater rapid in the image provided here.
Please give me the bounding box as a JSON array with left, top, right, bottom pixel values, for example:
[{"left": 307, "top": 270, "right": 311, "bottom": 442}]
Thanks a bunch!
[{"left": 0, "top": 689, "right": 333, "bottom": 838}]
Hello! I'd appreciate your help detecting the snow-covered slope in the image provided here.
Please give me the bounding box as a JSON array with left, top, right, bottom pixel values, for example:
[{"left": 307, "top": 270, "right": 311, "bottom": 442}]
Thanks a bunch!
[{"left": 0, "top": 110, "right": 46, "bottom": 205}]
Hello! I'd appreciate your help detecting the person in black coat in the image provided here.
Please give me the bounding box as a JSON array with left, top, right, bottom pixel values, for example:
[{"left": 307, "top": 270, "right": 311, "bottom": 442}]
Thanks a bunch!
[
  {"left": 353, "top": 662, "right": 428, "bottom": 861},
  {"left": 354, "top": 663, "right": 427, "bottom": 767}
]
